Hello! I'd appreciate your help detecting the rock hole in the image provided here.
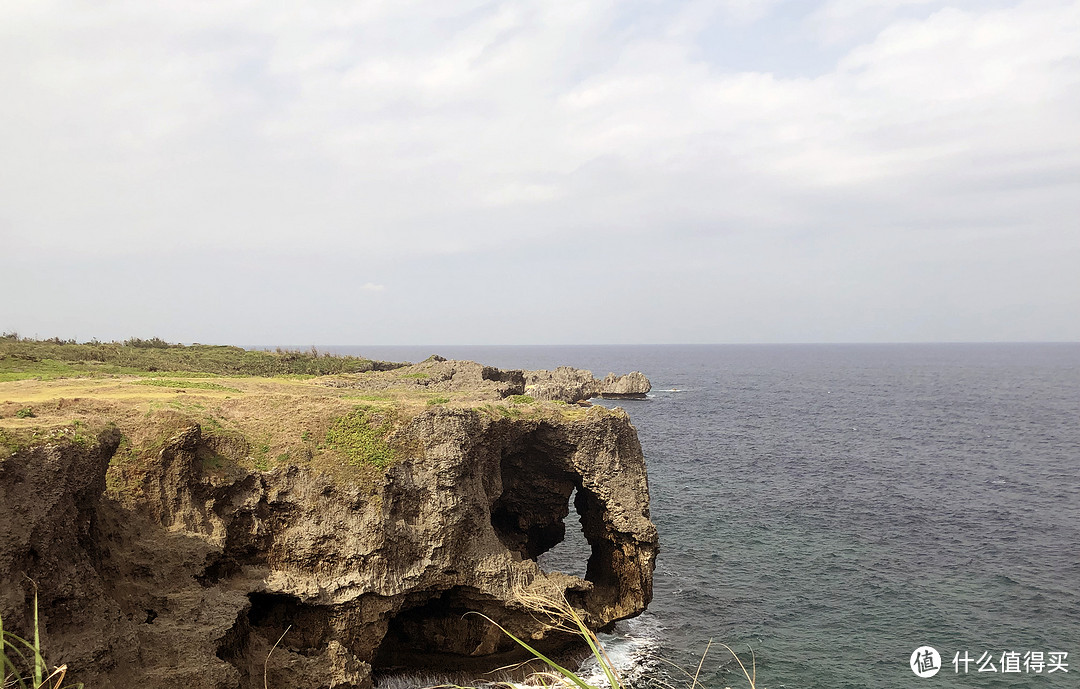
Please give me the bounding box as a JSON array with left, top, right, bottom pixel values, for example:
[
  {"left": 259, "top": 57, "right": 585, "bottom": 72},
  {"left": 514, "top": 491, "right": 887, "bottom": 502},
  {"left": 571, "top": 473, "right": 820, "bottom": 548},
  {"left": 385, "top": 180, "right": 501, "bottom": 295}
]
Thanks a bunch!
[
  {"left": 537, "top": 488, "right": 590, "bottom": 579},
  {"left": 487, "top": 430, "right": 628, "bottom": 617},
  {"left": 215, "top": 606, "right": 252, "bottom": 667},
  {"left": 574, "top": 484, "right": 626, "bottom": 614},
  {"left": 197, "top": 553, "right": 239, "bottom": 586},
  {"left": 246, "top": 592, "right": 330, "bottom": 656},
  {"left": 371, "top": 587, "right": 514, "bottom": 674},
  {"left": 489, "top": 438, "right": 575, "bottom": 560}
]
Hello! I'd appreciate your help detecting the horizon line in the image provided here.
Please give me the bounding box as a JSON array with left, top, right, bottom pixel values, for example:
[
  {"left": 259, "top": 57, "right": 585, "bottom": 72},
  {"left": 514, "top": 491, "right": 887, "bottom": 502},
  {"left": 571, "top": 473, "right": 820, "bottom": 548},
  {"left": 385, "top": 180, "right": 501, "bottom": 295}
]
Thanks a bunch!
[{"left": 250, "top": 340, "right": 1080, "bottom": 348}]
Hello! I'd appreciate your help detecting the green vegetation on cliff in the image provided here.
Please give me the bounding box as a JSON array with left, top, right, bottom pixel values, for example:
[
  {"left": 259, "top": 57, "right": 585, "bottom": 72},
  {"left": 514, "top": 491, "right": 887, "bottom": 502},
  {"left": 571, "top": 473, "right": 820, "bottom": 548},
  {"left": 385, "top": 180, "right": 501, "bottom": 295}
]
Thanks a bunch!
[
  {"left": 0, "top": 335, "right": 403, "bottom": 380},
  {"left": 1, "top": 337, "right": 619, "bottom": 494},
  {"left": 325, "top": 407, "right": 397, "bottom": 469}
]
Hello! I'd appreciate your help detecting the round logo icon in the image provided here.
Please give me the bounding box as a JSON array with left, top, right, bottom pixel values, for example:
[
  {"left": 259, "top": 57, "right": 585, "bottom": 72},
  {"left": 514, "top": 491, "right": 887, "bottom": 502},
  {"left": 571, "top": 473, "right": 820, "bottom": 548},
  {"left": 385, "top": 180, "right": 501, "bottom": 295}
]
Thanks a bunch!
[{"left": 911, "top": 646, "right": 942, "bottom": 678}]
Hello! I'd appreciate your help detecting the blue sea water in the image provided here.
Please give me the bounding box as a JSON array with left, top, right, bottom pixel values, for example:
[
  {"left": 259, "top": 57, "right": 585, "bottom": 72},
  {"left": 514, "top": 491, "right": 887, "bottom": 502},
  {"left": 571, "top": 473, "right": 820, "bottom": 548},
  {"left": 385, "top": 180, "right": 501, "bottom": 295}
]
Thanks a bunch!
[{"left": 330, "top": 344, "right": 1080, "bottom": 689}]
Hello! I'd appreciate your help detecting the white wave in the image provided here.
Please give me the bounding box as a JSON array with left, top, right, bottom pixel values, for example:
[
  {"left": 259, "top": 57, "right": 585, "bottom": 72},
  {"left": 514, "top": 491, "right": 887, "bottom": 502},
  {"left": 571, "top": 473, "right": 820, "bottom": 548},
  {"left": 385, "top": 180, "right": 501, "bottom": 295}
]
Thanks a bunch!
[
  {"left": 375, "top": 615, "right": 664, "bottom": 689},
  {"left": 576, "top": 614, "right": 663, "bottom": 688}
]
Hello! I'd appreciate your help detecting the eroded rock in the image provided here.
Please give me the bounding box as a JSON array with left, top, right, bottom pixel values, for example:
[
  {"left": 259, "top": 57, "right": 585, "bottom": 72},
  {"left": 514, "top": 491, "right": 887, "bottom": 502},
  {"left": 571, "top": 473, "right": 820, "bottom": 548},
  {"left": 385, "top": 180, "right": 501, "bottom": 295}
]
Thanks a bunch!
[
  {"left": 524, "top": 367, "right": 599, "bottom": 402},
  {"left": 0, "top": 387, "right": 657, "bottom": 689},
  {"left": 524, "top": 368, "right": 652, "bottom": 403},
  {"left": 319, "top": 359, "right": 526, "bottom": 399},
  {"left": 599, "top": 371, "right": 652, "bottom": 399},
  {"left": 320, "top": 359, "right": 651, "bottom": 405}
]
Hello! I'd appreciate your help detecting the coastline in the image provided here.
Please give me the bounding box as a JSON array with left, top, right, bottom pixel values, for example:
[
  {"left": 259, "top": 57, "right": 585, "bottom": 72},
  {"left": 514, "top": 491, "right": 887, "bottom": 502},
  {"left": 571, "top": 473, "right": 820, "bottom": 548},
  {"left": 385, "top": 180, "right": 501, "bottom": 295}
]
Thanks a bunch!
[{"left": 0, "top": 339, "right": 657, "bottom": 689}]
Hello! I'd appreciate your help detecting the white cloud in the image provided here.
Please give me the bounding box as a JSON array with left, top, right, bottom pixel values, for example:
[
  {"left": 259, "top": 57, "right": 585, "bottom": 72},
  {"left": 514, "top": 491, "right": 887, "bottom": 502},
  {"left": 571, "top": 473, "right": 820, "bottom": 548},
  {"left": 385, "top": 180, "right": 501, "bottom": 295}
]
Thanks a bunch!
[
  {"left": 2, "top": 0, "right": 1078, "bottom": 341},
  {"left": 360, "top": 282, "right": 386, "bottom": 292},
  {"left": 809, "top": 0, "right": 949, "bottom": 44}
]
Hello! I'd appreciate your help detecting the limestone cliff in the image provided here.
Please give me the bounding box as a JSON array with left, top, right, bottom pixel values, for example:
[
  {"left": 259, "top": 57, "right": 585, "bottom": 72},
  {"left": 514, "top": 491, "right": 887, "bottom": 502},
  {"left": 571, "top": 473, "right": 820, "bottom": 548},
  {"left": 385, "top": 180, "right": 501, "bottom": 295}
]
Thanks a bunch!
[
  {"left": 525, "top": 368, "right": 652, "bottom": 402},
  {"left": 0, "top": 367, "right": 657, "bottom": 689}
]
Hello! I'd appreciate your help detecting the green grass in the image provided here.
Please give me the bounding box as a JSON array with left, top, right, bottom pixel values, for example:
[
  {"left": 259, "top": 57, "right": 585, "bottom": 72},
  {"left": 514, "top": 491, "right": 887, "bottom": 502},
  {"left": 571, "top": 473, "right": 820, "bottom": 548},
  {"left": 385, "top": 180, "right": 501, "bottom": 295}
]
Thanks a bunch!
[
  {"left": 426, "top": 396, "right": 451, "bottom": 405},
  {"left": 0, "top": 425, "right": 95, "bottom": 456},
  {"left": 1, "top": 587, "right": 82, "bottom": 689},
  {"left": 15, "top": 408, "right": 35, "bottom": 419},
  {"left": 342, "top": 393, "right": 393, "bottom": 401},
  {"left": 0, "top": 338, "right": 405, "bottom": 379},
  {"left": 0, "top": 359, "right": 90, "bottom": 382},
  {"left": 0, "top": 429, "right": 19, "bottom": 456},
  {"left": 14, "top": 423, "right": 96, "bottom": 448},
  {"left": 202, "top": 453, "right": 225, "bottom": 471},
  {"left": 509, "top": 394, "right": 536, "bottom": 404},
  {"left": 325, "top": 407, "right": 397, "bottom": 469},
  {"left": 400, "top": 372, "right": 429, "bottom": 379},
  {"left": 477, "top": 404, "right": 514, "bottom": 419},
  {"left": 133, "top": 379, "right": 241, "bottom": 393}
]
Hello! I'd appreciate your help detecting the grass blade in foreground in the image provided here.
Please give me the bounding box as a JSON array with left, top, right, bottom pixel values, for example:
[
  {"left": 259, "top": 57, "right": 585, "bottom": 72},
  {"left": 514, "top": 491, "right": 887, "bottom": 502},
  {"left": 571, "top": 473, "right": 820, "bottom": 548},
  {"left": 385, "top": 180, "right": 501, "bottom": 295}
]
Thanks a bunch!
[
  {"left": 0, "top": 587, "right": 83, "bottom": 689},
  {"left": 472, "top": 586, "right": 764, "bottom": 689}
]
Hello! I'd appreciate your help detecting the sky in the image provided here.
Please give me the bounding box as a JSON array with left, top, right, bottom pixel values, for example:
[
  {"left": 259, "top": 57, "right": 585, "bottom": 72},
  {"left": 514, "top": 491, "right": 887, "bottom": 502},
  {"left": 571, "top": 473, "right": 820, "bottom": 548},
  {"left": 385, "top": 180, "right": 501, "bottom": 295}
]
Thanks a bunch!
[{"left": 2, "top": 0, "right": 1078, "bottom": 345}]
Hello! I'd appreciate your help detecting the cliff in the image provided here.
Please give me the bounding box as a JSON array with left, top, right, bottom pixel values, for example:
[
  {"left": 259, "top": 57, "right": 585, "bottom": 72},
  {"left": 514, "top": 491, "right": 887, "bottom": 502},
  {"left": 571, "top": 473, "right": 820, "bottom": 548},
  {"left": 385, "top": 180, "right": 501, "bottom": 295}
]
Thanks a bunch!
[{"left": 0, "top": 354, "right": 657, "bottom": 689}]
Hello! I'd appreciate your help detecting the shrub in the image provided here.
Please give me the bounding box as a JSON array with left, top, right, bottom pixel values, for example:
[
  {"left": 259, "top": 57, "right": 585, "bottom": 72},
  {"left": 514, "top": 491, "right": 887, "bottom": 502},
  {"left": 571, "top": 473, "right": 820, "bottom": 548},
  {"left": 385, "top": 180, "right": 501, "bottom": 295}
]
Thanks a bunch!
[
  {"left": 509, "top": 394, "right": 536, "bottom": 404},
  {"left": 0, "top": 339, "right": 405, "bottom": 378},
  {"left": 427, "top": 396, "right": 451, "bottom": 405},
  {"left": 123, "top": 337, "right": 173, "bottom": 349},
  {"left": 15, "top": 408, "right": 35, "bottom": 419}
]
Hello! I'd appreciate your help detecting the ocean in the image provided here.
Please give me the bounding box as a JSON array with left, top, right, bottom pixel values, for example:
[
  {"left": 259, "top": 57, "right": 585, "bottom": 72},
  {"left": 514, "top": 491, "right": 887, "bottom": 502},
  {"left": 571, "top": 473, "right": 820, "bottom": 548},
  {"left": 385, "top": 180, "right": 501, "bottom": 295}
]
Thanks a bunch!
[{"left": 327, "top": 344, "right": 1080, "bottom": 689}]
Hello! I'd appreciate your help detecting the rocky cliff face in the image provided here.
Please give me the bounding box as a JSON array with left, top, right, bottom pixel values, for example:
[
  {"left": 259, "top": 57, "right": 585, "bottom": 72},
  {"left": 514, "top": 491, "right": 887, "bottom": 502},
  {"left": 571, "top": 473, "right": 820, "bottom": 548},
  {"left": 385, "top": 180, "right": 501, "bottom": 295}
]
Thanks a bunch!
[
  {"left": 598, "top": 371, "right": 652, "bottom": 399},
  {"left": 525, "top": 368, "right": 652, "bottom": 402},
  {"left": 0, "top": 399, "right": 657, "bottom": 688}
]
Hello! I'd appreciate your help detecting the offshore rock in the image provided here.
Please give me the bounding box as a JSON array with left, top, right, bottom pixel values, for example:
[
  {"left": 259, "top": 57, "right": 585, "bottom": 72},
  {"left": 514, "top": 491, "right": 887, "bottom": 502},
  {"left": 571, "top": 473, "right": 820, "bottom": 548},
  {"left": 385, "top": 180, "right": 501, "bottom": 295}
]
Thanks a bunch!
[
  {"left": 320, "top": 359, "right": 526, "bottom": 399},
  {"left": 320, "top": 359, "right": 651, "bottom": 406},
  {"left": 0, "top": 403, "right": 657, "bottom": 688},
  {"left": 599, "top": 371, "right": 652, "bottom": 399},
  {"left": 524, "top": 367, "right": 599, "bottom": 403},
  {"left": 525, "top": 368, "right": 652, "bottom": 403}
]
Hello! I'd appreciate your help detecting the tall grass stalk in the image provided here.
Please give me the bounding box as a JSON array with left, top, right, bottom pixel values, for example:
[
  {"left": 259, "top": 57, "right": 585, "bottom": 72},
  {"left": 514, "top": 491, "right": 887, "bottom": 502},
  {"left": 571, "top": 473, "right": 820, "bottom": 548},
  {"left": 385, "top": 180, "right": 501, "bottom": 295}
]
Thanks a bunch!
[
  {"left": 469, "top": 585, "right": 762, "bottom": 689},
  {"left": 465, "top": 585, "right": 627, "bottom": 689},
  {"left": 0, "top": 586, "right": 82, "bottom": 689},
  {"left": 264, "top": 624, "right": 291, "bottom": 689}
]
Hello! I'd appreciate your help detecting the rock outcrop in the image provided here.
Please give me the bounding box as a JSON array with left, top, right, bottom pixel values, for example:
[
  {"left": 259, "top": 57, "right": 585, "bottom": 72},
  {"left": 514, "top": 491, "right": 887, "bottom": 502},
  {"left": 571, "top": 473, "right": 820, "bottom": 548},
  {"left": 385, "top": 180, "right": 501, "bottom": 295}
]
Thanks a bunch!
[
  {"left": 525, "top": 368, "right": 652, "bottom": 403},
  {"left": 320, "top": 359, "right": 527, "bottom": 399},
  {"left": 317, "top": 358, "right": 651, "bottom": 404},
  {"left": 599, "top": 371, "right": 652, "bottom": 399},
  {"left": 0, "top": 382, "right": 657, "bottom": 688},
  {"left": 523, "top": 367, "right": 598, "bottom": 402}
]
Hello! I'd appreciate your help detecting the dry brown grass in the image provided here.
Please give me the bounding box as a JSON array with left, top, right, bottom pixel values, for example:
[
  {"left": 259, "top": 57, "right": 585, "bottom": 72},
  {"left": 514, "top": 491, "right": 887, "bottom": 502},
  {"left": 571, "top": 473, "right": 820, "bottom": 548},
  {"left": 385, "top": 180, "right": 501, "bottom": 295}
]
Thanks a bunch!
[{"left": 0, "top": 371, "right": 600, "bottom": 494}]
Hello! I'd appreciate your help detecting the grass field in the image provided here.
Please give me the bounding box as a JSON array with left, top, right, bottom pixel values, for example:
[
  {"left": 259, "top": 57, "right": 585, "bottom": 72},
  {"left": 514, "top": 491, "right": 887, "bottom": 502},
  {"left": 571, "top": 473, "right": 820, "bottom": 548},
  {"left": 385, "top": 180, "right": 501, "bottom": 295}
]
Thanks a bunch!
[
  {"left": 0, "top": 335, "right": 402, "bottom": 381},
  {"left": 0, "top": 337, "right": 605, "bottom": 490}
]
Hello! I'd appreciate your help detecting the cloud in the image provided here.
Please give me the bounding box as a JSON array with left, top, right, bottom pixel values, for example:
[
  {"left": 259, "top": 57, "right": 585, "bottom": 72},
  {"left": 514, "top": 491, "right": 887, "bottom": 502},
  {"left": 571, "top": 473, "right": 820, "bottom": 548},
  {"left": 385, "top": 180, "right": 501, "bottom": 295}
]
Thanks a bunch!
[
  {"left": 2, "top": 0, "right": 1078, "bottom": 342},
  {"left": 360, "top": 282, "right": 386, "bottom": 292}
]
